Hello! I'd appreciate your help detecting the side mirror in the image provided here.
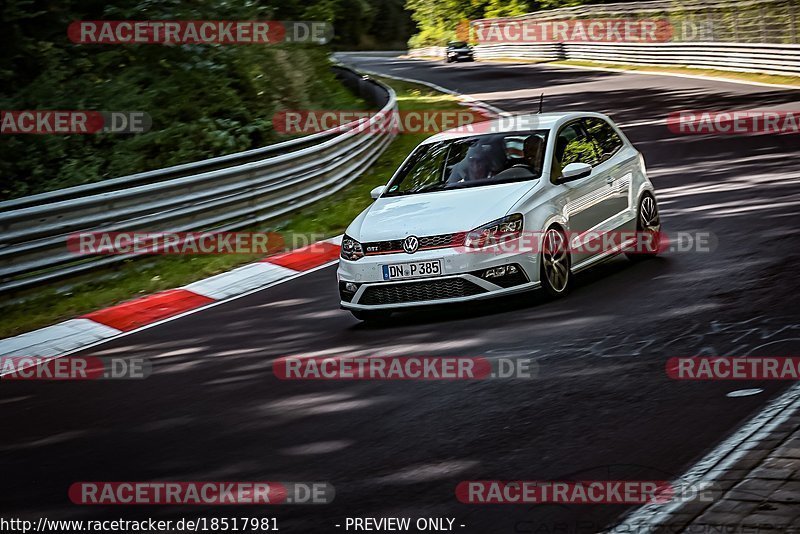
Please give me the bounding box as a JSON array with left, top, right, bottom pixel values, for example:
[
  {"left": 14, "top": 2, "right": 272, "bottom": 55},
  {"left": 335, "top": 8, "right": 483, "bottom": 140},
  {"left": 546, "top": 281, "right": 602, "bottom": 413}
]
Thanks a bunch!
[
  {"left": 370, "top": 185, "right": 386, "bottom": 199},
  {"left": 558, "top": 162, "right": 592, "bottom": 183}
]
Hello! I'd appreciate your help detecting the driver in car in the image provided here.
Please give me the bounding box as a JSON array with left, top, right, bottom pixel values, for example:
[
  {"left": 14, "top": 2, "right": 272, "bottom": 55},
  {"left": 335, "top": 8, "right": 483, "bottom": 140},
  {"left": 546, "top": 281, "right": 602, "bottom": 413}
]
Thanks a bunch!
[
  {"left": 449, "top": 141, "right": 504, "bottom": 184},
  {"left": 466, "top": 147, "right": 492, "bottom": 182}
]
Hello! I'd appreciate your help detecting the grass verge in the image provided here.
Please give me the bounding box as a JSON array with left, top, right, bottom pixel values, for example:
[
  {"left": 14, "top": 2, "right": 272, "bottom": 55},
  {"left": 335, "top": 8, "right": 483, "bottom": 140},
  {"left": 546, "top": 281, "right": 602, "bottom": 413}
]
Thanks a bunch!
[
  {"left": 408, "top": 56, "right": 800, "bottom": 87},
  {"left": 0, "top": 77, "right": 464, "bottom": 339},
  {"left": 552, "top": 59, "right": 800, "bottom": 87}
]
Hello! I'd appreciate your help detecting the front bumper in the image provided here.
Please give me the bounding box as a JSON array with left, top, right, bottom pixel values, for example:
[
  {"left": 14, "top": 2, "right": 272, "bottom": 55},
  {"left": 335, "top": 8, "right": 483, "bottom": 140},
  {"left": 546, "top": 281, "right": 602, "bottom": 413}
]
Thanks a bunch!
[
  {"left": 448, "top": 51, "right": 474, "bottom": 61},
  {"left": 337, "top": 246, "right": 539, "bottom": 310}
]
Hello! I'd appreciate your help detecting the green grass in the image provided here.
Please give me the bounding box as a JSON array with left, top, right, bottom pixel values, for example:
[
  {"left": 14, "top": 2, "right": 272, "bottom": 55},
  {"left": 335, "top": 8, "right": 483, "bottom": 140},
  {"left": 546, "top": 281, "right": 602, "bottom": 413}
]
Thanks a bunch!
[
  {"left": 0, "top": 77, "right": 465, "bottom": 339},
  {"left": 412, "top": 55, "right": 800, "bottom": 87},
  {"left": 403, "top": 55, "right": 446, "bottom": 61},
  {"left": 479, "top": 58, "right": 553, "bottom": 64},
  {"left": 553, "top": 59, "right": 800, "bottom": 87}
]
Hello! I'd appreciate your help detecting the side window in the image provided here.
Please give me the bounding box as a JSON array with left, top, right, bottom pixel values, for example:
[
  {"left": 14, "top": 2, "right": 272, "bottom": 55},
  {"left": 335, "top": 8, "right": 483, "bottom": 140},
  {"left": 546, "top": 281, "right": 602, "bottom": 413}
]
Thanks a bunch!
[
  {"left": 584, "top": 117, "right": 623, "bottom": 163},
  {"left": 552, "top": 122, "right": 598, "bottom": 182}
]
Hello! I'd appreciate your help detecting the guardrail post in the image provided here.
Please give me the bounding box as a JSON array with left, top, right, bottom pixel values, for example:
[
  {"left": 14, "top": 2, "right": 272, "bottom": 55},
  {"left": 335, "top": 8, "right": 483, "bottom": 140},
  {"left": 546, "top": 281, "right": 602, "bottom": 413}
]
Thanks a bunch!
[
  {"left": 706, "top": 11, "right": 714, "bottom": 41},
  {"left": 556, "top": 42, "right": 567, "bottom": 60}
]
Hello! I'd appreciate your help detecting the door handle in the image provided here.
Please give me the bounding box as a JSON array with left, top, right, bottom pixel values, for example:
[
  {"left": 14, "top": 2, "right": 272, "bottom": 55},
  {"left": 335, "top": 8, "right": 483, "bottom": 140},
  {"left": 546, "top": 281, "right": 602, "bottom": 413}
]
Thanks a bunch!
[{"left": 606, "top": 176, "right": 614, "bottom": 184}]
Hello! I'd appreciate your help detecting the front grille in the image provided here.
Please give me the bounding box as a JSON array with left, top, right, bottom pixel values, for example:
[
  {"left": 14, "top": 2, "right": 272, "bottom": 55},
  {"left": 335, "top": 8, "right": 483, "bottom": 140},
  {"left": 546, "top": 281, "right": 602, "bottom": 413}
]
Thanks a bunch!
[
  {"left": 363, "top": 232, "right": 466, "bottom": 255},
  {"left": 359, "top": 277, "right": 486, "bottom": 305},
  {"left": 421, "top": 232, "right": 466, "bottom": 248}
]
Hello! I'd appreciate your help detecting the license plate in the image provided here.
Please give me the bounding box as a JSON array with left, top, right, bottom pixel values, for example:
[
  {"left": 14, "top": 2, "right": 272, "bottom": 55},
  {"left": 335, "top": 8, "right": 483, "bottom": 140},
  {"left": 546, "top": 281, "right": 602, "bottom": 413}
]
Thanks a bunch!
[{"left": 382, "top": 260, "right": 442, "bottom": 281}]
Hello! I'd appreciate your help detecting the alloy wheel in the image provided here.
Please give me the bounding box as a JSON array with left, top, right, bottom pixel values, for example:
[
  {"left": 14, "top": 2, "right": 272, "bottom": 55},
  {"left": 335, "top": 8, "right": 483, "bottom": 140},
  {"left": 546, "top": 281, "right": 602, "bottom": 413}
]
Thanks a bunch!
[{"left": 542, "top": 228, "right": 570, "bottom": 293}]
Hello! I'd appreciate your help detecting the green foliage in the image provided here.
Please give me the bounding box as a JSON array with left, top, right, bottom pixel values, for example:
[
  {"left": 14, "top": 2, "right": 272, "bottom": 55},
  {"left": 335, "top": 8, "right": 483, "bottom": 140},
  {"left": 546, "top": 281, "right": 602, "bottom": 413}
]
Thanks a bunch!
[
  {"left": 406, "top": 0, "right": 535, "bottom": 47},
  {"left": 484, "top": 0, "right": 534, "bottom": 19},
  {"left": 405, "top": 0, "right": 675, "bottom": 46},
  {"left": 0, "top": 76, "right": 466, "bottom": 338},
  {"left": 0, "top": 0, "right": 415, "bottom": 199}
]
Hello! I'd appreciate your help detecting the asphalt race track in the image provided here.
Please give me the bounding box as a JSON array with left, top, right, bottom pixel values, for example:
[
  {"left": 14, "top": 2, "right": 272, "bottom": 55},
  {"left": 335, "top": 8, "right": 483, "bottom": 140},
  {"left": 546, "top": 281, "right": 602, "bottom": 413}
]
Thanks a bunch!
[{"left": 3, "top": 55, "right": 800, "bottom": 533}]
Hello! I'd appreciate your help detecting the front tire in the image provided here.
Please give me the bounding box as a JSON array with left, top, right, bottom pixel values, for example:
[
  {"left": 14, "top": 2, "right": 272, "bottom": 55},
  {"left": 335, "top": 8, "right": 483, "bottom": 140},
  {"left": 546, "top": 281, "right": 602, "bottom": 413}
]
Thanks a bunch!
[
  {"left": 627, "top": 193, "right": 661, "bottom": 261},
  {"left": 540, "top": 226, "right": 571, "bottom": 299},
  {"left": 351, "top": 309, "right": 391, "bottom": 322}
]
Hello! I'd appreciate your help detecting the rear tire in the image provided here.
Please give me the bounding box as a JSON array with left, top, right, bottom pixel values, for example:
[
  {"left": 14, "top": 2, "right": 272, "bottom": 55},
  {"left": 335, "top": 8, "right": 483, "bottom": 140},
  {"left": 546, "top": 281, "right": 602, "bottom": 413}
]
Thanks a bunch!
[
  {"left": 627, "top": 193, "right": 661, "bottom": 261},
  {"left": 540, "top": 226, "right": 571, "bottom": 299},
  {"left": 351, "top": 310, "right": 391, "bottom": 322}
]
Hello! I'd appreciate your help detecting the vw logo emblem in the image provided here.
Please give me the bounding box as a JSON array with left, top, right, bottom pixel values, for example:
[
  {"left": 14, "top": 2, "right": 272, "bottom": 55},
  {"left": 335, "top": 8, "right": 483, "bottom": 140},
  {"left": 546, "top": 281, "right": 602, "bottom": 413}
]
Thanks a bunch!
[{"left": 403, "top": 235, "right": 419, "bottom": 254}]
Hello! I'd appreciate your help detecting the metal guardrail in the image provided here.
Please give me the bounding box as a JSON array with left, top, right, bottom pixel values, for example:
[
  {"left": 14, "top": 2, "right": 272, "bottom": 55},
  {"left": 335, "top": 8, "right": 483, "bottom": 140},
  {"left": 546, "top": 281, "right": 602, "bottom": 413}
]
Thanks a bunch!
[
  {"left": 0, "top": 66, "right": 397, "bottom": 295},
  {"left": 410, "top": 41, "right": 800, "bottom": 76},
  {"left": 407, "top": 47, "right": 447, "bottom": 59},
  {"left": 475, "top": 0, "right": 799, "bottom": 44},
  {"left": 472, "top": 42, "right": 800, "bottom": 75},
  {"left": 409, "top": 0, "right": 800, "bottom": 70},
  {"left": 563, "top": 42, "right": 800, "bottom": 74},
  {"left": 483, "top": 0, "right": 790, "bottom": 18},
  {"left": 471, "top": 44, "right": 565, "bottom": 61}
]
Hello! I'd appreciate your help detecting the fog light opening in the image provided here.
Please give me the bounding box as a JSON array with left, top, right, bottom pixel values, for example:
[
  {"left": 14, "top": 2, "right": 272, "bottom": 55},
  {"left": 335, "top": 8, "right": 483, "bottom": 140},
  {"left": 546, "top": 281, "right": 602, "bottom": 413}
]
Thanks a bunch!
[{"left": 477, "top": 264, "right": 528, "bottom": 288}]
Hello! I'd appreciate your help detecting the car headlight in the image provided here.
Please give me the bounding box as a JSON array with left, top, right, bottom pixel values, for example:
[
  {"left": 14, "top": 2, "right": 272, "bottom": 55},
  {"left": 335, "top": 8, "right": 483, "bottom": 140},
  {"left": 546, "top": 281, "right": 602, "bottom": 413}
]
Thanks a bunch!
[
  {"left": 341, "top": 234, "right": 364, "bottom": 261},
  {"left": 464, "top": 214, "right": 524, "bottom": 249}
]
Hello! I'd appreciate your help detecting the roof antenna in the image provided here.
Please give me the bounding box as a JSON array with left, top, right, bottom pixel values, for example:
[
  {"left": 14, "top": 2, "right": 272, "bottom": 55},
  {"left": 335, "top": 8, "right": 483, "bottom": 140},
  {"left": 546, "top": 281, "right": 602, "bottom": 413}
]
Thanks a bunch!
[{"left": 537, "top": 93, "right": 544, "bottom": 114}]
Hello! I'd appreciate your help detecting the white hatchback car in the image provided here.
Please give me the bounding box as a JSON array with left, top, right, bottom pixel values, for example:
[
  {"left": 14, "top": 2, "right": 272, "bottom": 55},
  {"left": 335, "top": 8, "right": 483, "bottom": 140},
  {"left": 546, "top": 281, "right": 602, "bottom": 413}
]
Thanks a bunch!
[{"left": 338, "top": 112, "right": 660, "bottom": 321}]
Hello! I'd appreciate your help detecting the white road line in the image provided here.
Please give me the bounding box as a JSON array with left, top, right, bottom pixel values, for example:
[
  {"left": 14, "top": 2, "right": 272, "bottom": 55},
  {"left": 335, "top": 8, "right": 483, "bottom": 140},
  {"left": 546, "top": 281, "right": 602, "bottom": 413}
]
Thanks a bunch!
[
  {"left": 609, "top": 382, "right": 800, "bottom": 530},
  {"left": 340, "top": 63, "right": 510, "bottom": 118},
  {"left": 616, "top": 118, "right": 667, "bottom": 128},
  {"left": 551, "top": 62, "right": 800, "bottom": 91},
  {"left": 375, "top": 53, "right": 800, "bottom": 90},
  {"left": 337, "top": 59, "right": 668, "bottom": 131}
]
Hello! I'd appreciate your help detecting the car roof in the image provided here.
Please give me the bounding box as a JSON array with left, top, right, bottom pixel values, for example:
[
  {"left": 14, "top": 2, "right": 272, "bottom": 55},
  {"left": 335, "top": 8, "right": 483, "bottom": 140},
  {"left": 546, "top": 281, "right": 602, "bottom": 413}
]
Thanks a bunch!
[{"left": 420, "top": 111, "right": 612, "bottom": 144}]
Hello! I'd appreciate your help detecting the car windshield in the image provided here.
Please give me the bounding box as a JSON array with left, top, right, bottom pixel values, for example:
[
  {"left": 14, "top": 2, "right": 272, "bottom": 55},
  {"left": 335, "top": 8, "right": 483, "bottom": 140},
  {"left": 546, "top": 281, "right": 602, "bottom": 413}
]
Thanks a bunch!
[
  {"left": 448, "top": 41, "right": 468, "bottom": 48},
  {"left": 384, "top": 132, "right": 548, "bottom": 197}
]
